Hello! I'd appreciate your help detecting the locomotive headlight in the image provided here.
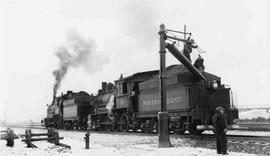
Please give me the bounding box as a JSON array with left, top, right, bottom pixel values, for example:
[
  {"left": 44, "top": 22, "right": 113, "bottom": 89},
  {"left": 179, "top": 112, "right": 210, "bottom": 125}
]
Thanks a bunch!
[{"left": 212, "top": 80, "right": 218, "bottom": 89}]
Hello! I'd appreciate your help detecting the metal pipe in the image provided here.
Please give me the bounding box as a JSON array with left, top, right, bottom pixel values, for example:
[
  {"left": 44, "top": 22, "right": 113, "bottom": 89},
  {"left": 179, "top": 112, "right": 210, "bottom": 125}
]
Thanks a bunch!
[
  {"left": 185, "top": 25, "right": 190, "bottom": 127},
  {"left": 166, "top": 29, "right": 191, "bottom": 35},
  {"left": 158, "top": 24, "right": 172, "bottom": 148},
  {"left": 159, "top": 24, "right": 167, "bottom": 112},
  {"left": 184, "top": 25, "right": 186, "bottom": 48}
]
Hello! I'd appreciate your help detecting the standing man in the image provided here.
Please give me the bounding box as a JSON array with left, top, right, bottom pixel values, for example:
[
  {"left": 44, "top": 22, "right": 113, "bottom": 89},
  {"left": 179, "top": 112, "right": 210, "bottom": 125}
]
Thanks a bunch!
[
  {"left": 183, "top": 38, "right": 198, "bottom": 62},
  {"left": 194, "top": 54, "right": 205, "bottom": 72},
  {"left": 212, "top": 107, "right": 228, "bottom": 155}
]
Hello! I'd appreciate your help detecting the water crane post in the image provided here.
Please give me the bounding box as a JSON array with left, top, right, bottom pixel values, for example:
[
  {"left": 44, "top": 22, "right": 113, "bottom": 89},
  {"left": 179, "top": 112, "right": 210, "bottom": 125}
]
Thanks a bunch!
[{"left": 158, "top": 24, "right": 172, "bottom": 148}]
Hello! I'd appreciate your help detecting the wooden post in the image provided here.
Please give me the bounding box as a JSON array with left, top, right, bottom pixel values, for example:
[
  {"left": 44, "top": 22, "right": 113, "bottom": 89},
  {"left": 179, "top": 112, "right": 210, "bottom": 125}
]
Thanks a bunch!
[
  {"left": 54, "top": 131, "right": 59, "bottom": 145},
  {"left": 21, "top": 129, "right": 68, "bottom": 148},
  {"left": 48, "top": 128, "right": 53, "bottom": 143},
  {"left": 25, "top": 129, "right": 32, "bottom": 148},
  {"left": 6, "top": 128, "right": 15, "bottom": 147}
]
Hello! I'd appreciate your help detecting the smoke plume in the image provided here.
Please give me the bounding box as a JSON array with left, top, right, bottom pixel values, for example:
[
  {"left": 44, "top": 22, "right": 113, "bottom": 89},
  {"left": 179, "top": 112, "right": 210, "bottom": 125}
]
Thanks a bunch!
[
  {"left": 106, "top": 95, "right": 115, "bottom": 120},
  {"left": 53, "top": 30, "right": 109, "bottom": 98}
]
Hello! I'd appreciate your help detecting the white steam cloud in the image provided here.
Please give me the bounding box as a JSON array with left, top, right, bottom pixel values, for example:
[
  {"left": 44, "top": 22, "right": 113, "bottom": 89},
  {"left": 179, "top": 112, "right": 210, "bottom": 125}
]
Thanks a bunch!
[{"left": 53, "top": 30, "right": 109, "bottom": 98}]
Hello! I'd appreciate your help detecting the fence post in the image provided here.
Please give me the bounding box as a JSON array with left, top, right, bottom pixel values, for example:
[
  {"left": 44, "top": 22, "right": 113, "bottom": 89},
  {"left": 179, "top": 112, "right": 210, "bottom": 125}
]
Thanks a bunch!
[
  {"left": 6, "top": 128, "right": 15, "bottom": 147},
  {"left": 54, "top": 131, "right": 59, "bottom": 145},
  {"left": 48, "top": 128, "right": 53, "bottom": 143},
  {"left": 25, "top": 129, "right": 32, "bottom": 148}
]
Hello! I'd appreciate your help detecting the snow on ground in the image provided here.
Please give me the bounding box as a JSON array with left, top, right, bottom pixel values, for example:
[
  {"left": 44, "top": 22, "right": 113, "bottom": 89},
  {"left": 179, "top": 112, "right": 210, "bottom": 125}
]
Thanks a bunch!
[
  {"left": 203, "top": 130, "right": 270, "bottom": 136},
  {"left": 239, "top": 109, "right": 270, "bottom": 119},
  {"left": 0, "top": 128, "right": 259, "bottom": 156}
]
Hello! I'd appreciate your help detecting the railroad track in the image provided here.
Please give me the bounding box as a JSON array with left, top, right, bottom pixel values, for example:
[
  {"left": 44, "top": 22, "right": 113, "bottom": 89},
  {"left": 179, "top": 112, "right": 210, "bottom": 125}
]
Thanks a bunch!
[
  {"left": 174, "top": 133, "right": 270, "bottom": 146},
  {"left": 234, "top": 122, "right": 270, "bottom": 131},
  {"left": 227, "top": 134, "right": 270, "bottom": 146},
  {"left": 173, "top": 133, "right": 270, "bottom": 155}
]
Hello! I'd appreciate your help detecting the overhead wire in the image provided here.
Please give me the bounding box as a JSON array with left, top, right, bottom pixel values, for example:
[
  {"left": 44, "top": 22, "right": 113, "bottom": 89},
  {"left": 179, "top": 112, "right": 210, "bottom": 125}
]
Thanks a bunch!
[{"left": 167, "top": 28, "right": 207, "bottom": 64}]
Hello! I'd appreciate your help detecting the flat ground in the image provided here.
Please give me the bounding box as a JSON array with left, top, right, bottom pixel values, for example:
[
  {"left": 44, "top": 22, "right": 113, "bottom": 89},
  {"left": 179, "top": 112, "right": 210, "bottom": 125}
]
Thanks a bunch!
[{"left": 1, "top": 128, "right": 269, "bottom": 156}]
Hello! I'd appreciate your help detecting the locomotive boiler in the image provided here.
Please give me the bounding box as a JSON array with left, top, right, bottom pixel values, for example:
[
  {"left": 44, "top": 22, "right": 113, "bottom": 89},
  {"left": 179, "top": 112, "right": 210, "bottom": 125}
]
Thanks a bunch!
[{"left": 88, "top": 82, "right": 115, "bottom": 131}]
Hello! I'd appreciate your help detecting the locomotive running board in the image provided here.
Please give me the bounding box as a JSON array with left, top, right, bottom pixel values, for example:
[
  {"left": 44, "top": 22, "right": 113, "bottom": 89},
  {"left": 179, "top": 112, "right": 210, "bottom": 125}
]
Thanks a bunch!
[{"left": 166, "top": 43, "right": 207, "bottom": 82}]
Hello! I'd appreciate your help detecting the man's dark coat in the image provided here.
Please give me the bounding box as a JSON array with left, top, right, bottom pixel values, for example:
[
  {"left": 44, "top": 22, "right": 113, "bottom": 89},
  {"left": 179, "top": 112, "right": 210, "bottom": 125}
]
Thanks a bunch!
[{"left": 212, "top": 111, "right": 227, "bottom": 154}]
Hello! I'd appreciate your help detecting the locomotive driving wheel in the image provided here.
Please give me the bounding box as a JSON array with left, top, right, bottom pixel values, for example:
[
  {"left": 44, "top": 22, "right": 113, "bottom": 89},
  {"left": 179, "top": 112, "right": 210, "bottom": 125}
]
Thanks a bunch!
[
  {"left": 141, "top": 124, "right": 151, "bottom": 133},
  {"left": 174, "top": 122, "right": 186, "bottom": 134},
  {"left": 120, "top": 114, "right": 129, "bottom": 132},
  {"left": 188, "top": 123, "right": 203, "bottom": 135}
]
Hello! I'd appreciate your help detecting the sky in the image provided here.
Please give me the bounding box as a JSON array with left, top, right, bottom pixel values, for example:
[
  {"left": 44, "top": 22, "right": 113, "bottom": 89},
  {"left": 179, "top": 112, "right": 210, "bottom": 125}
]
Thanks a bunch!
[{"left": 0, "top": 0, "right": 269, "bottom": 122}]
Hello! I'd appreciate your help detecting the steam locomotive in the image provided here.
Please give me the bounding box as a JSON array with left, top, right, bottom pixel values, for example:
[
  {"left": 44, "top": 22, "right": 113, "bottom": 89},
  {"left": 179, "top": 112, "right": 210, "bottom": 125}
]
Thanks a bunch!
[
  {"left": 44, "top": 63, "right": 238, "bottom": 135},
  {"left": 44, "top": 91, "right": 95, "bottom": 129}
]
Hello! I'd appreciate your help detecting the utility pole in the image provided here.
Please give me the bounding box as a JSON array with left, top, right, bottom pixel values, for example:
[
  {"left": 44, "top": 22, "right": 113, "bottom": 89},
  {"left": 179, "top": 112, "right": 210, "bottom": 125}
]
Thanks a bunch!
[
  {"left": 158, "top": 24, "right": 172, "bottom": 148},
  {"left": 184, "top": 25, "right": 186, "bottom": 46}
]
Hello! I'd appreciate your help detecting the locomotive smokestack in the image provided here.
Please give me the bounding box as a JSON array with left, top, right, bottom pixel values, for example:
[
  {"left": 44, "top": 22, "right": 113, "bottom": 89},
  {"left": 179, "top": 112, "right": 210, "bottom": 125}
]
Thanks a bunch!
[
  {"left": 102, "top": 82, "right": 107, "bottom": 92},
  {"left": 106, "top": 82, "right": 114, "bottom": 91},
  {"left": 67, "top": 90, "right": 73, "bottom": 96}
]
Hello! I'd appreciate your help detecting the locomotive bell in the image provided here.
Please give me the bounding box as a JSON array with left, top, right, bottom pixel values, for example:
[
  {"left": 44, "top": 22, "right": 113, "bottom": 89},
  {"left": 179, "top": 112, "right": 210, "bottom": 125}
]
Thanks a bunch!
[
  {"left": 131, "top": 91, "right": 135, "bottom": 96},
  {"left": 211, "top": 80, "right": 219, "bottom": 89}
]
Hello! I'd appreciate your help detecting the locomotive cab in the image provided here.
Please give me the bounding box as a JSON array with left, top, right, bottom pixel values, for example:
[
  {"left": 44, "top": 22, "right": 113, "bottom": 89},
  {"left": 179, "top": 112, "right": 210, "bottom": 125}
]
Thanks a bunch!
[{"left": 114, "top": 71, "right": 159, "bottom": 132}]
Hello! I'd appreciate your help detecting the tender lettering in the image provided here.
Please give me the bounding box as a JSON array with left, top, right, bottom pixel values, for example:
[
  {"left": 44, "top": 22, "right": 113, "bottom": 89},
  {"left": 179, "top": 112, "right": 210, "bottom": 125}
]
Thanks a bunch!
[{"left": 142, "top": 96, "right": 183, "bottom": 106}]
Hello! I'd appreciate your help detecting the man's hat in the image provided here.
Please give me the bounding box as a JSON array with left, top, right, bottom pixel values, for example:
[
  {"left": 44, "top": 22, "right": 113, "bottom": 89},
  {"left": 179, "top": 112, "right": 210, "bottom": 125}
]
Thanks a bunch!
[{"left": 216, "top": 106, "right": 224, "bottom": 112}]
